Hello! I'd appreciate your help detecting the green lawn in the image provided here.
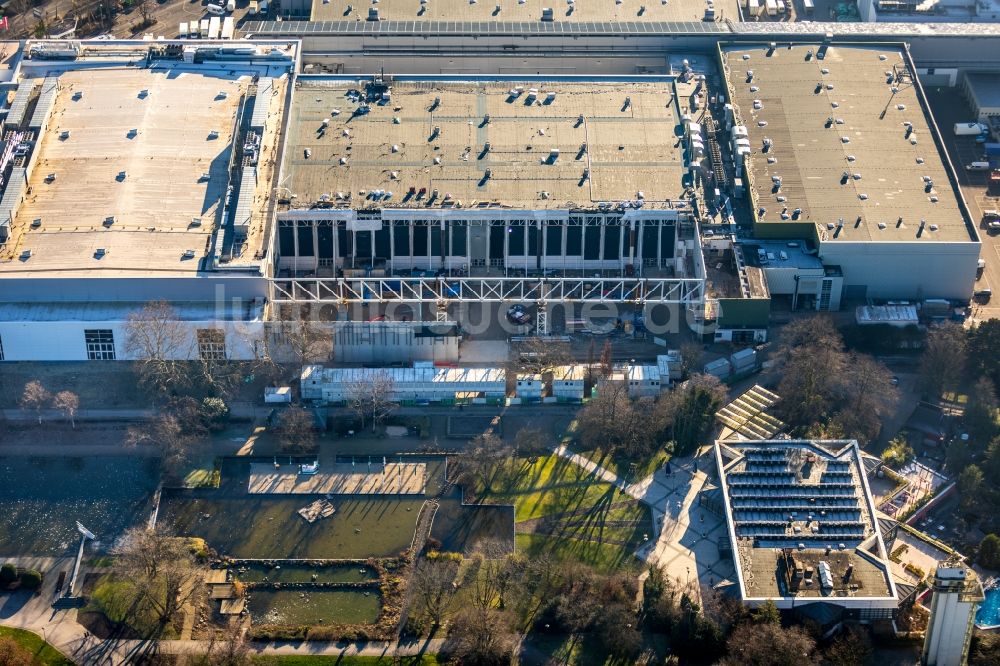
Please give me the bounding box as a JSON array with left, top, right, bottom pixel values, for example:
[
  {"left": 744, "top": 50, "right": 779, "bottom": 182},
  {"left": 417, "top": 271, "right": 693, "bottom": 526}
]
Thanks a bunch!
[
  {"left": 251, "top": 656, "right": 440, "bottom": 665},
  {"left": 472, "top": 453, "right": 652, "bottom": 571},
  {"left": 515, "top": 532, "right": 647, "bottom": 574},
  {"left": 573, "top": 446, "right": 671, "bottom": 483},
  {"left": 0, "top": 626, "right": 74, "bottom": 666},
  {"left": 84, "top": 574, "right": 180, "bottom": 639},
  {"left": 478, "top": 455, "right": 631, "bottom": 522}
]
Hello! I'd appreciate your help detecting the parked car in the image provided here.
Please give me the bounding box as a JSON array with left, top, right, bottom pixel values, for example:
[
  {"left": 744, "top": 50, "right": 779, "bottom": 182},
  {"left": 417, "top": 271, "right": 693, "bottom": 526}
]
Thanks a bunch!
[
  {"left": 974, "top": 288, "right": 992, "bottom": 302},
  {"left": 506, "top": 304, "right": 531, "bottom": 325}
]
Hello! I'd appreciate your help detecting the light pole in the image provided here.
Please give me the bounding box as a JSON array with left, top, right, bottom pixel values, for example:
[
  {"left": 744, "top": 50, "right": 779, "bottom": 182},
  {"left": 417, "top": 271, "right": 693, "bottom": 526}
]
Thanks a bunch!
[{"left": 67, "top": 522, "right": 96, "bottom": 598}]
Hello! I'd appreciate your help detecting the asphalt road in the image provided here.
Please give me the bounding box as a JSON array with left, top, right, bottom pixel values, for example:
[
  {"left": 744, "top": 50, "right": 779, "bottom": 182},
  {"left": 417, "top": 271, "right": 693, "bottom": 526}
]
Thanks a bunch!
[{"left": 925, "top": 87, "right": 1000, "bottom": 323}]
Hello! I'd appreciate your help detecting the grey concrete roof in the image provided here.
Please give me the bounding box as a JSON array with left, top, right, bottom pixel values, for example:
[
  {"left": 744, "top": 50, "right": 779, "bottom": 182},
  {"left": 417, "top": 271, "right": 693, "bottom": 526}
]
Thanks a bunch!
[
  {"left": 964, "top": 72, "right": 1000, "bottom": 112},
  {"left": 309, "top": 0, "right": 741, "bottom": 24},
  {"left": 282, "top": 78, "right": 689, "bottom": 210},
  {"left": 722, "top": 43, "right": 972, "bottom": 243}
]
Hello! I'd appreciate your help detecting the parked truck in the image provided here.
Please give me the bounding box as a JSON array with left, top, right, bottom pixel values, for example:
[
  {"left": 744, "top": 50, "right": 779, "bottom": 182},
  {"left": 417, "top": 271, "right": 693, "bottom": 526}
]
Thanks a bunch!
[{"left": 955, "top": 122, "right": 988, "bottom": 136}]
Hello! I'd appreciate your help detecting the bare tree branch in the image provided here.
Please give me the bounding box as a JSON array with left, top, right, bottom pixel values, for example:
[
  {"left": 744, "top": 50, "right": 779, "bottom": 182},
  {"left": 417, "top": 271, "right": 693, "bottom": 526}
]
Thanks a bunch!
[{"left": 346, "top": 371, "right": 398, "bottom": 432}]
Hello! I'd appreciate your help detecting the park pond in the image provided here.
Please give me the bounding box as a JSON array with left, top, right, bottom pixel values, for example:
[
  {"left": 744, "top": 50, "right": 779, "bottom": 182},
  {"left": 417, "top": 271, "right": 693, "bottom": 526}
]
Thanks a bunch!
[
  {"left": 231, "top": 561, "right": 379, "bottom": 584},
  {"left": 160, "top": 457, "right": 514, "bottom": 559},
  {"left": 247, "top": 588, "right": 381, "bottom": 626},
  {"left": 0, "top": 456, "right": 159, "bottom": 557}
]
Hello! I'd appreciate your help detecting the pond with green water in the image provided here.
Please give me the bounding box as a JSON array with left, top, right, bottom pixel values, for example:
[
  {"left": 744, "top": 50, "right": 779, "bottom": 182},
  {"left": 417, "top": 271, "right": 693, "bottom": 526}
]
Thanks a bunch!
[
  {"left": 248, "top": 588, "right": 381, "bottom": 626},
  {"left": 232, "top": 562, "right": 378, "bottom": 584}
]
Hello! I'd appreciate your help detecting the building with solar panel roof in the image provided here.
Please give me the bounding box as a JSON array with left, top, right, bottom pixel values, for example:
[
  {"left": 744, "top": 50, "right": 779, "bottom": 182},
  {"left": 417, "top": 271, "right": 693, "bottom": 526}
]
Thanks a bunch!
[{"left": 714, "top": 439, "right": 899, "bottom": 621}]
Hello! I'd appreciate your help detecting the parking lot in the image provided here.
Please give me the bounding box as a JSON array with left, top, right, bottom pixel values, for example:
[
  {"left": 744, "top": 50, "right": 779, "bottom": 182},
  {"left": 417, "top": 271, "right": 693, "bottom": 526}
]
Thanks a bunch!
[
  {"left": 925, "top": 87, "right": 1000, "bottom": 322},
  {"left": 9, "top": 0, "right": 267, "bottom": 39}
]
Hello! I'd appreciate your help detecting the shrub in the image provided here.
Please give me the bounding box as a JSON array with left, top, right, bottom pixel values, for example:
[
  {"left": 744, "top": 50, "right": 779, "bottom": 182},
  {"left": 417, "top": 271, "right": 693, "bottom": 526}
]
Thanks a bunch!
[
  {"left": 979, "top": 534, "right": 1000, "bottom": 570},
  {"left": 19, "top": 569, "right": 43, "bottom": 590},
  {"left": 0, "top": 563, "right": 16, "bottom": 586},
  {"left": 426, "top": 550, "right": 463, "bottom": 563},
  {"left": 200, "top": 397, "right": 230, "bottom": 431}
]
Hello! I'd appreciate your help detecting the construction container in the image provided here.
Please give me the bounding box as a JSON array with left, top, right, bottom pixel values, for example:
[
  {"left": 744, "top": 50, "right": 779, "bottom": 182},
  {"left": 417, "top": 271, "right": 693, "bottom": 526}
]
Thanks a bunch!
[
  {"left": 730, "top": 347, "right": 758, "bottom": 372},
  {"left": 264, "top": 387, "right": 292, "bottom": 403},
  {"left": 704, "top": 357, "right": 732, "bottom": 380}
]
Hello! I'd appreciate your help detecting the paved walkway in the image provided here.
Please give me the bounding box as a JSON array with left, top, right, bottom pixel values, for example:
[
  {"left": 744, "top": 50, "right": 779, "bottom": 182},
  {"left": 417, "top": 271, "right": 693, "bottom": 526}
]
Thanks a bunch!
[{"left": 552, "top": 444, "right": 736, "bottom": 598}]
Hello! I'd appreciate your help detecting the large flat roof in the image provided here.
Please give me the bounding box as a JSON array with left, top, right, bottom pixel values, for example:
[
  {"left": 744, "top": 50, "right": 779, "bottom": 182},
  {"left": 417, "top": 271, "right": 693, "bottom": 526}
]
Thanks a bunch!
[
  {"left": 309, "top": 0, "right": 740, "bottom": 23},
  {"left": 715, "top": 439, "right": 895, "bottom": 603},
  {"left": 722, "top": 43, "right": 973, "bottom": 243},
  {"left": 281, "top": 78, "right": 689, "bottom": 211},
  {"left": 1, "top": 66, "right": 283, "bottom": 276},
  {"left": 964, "top": 72, "right": 1000, "bottom": 112}
]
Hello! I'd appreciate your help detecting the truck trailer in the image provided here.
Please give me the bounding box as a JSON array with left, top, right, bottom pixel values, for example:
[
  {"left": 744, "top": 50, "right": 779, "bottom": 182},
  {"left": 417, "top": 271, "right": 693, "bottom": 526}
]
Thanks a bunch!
[{"left": 955, "top": 122, "right": 988, "bottom": 136}]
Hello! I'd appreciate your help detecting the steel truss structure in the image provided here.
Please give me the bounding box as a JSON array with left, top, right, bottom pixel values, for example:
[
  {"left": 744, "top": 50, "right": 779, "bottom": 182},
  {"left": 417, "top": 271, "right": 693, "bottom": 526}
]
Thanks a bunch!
[{"left": 270, "top": 276, "right": 704, "bottom": 304}]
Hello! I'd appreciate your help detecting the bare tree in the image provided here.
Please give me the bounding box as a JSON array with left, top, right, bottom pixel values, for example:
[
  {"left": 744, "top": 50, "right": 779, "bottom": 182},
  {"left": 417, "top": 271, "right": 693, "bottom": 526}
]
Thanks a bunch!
[
  {"left": 774, "top": 316, "right": 847, "bottom": 427},
  {"left": 577, "top": 380, "right": 659, "bottom": 459},
  {"left": 274, "top": 304, "right": 333, "bottom": 370},
  {"left": 275, "top": 406, "right": 317, "bottom": 453},
  {"left": 124, "top": 301, "right": 195, "bottom": 396},
  {"left": 0, "top": 636, "right": 35, "bottom": 664},
  {"left": 191, "top": 619, "right": 251, "bottom": 666},
  {"left": 20, "top": 380, "right": 51, "bottom": 424},
  {"left": 456, "top": 432, "right": 513, "bottom": 491},
  {"left": 719, "top": 622, "right": 818, "bottom": 666},
  {"left": 53, "top": 390, "right": 80, "bottom": 428},
  {"left": 510, "top": 336, "right": 572, "bottom": 376},
  {"left": 444, "top": 606, "right": 515, "bottom": 666},
  {"left": 346, "top": 371, "right": 397, "bottom": 432},
  {"left": 679, "top": 340, "right": 705, "bottom": 377},
  {"left": 471, "top": 542, "right": 518, "bottom": 610},
  {"left": 832, "top": 353, "right": 899, "bottom": 444},
  {"left": 599, "top": 339, "right": 614, "bottom": 378},
  {"left": 137, "top": 0, "right": 154, "bottom": 27},
  {"left": 658, "top": 373, "right": 727, "bottom": 456},
  {"left": 919, "top": 322, "right": 967, "bottom": 399},
  {"left": 126, "top": 400, "right": 206, "bottom": 481},
  {"left": 111, "top": 525, "right": 203, "bottom": 629},
  {"left": 410, "top": 557, "right": 459, "bottom": 628},
  {"left": 513, "top": 427, "right": 549, "bottom": 460}
]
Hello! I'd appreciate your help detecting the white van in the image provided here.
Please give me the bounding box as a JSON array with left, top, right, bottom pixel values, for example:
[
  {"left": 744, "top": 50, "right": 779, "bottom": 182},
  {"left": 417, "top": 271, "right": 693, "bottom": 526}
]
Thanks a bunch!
[{"left": 206, "top": 4, "right": 226, "bottom": 15}]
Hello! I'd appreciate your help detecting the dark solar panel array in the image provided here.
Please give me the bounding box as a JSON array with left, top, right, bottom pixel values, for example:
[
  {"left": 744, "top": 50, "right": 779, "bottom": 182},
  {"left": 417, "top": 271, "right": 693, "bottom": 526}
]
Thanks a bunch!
[{"left": 726, "top": 448, "right": 867, "bottom": 544}]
